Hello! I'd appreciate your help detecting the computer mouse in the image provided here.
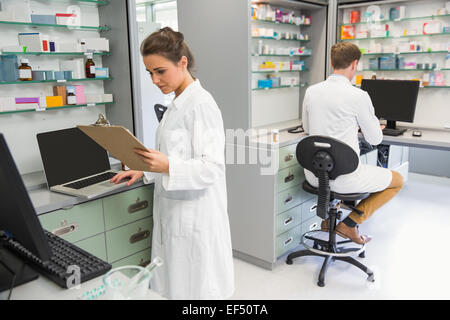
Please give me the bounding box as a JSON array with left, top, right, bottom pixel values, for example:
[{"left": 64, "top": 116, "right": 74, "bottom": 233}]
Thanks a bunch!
[{"left": 412, "top": 130, "right": 422, "bottom": 137}]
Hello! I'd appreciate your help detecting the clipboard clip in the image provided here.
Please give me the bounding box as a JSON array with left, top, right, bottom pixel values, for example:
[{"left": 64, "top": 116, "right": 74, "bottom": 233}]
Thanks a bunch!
[
  {"left": 154, "top": 104, "right": 167, "bottom": 123},
  {"left": 92, "top": 113, "right": 111, "bottom": 127}
]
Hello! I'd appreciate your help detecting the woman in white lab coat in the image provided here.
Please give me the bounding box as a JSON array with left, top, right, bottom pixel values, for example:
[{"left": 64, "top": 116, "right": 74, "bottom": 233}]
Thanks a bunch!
[{"left": 110, "top": 27, "right": 234, "bottom": 300}]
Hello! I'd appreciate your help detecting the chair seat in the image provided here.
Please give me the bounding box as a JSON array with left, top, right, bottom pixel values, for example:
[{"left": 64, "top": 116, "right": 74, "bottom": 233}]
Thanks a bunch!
[{"left": 303, "top": 181, "right": 370, "bottom": 202}]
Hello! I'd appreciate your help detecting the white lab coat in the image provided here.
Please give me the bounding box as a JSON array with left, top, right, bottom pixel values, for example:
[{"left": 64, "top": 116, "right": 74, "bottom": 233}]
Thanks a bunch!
[
  {"left": 143, "top": 79, "right": 234, "bottom": 300},
  {"left": 302, "top": 74, "right": 392, "bottom": 194}
]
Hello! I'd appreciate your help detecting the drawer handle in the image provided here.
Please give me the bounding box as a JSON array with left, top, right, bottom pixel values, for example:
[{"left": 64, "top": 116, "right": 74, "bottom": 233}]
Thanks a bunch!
[
  {"left": 62, "top": 205, "right": 75, "bottom": 211},
  {"left": 284, "top": 195, "right": 293, "bottom": 204},
  {"left": 129, "top": 229, "right": 151, "bottom": 244},
  {"left": 284, "top": 216, "right": 293, "bottom": 226},
  {"left": 309, "top": 222, "right": 318, "bottom": 231},
  {"left": 138, "top": 258, "right": 151, "bottom": 268},
  {"left": 128, "top": 198, "right": 149, "bottom": 214},
  {"left": 284, "top": 237, "right": 293, "bottom": 247},
  {"left": 310, "top": 204, "right": 317, "bottom": 212},
  {"left": 284, "top": 154, "right": 294, "bottom": 162},
  {"left": 52, "top": 224, "right": 78, "bottom": 237},
  {"left": 284, "top": 173, "right": 294, "bottom": 183}
]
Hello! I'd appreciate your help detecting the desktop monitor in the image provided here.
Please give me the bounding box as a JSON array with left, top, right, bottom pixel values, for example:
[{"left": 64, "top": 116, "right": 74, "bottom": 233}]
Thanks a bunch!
[{"left": 361, "top": 79, "right": 420, "bottom": 130}]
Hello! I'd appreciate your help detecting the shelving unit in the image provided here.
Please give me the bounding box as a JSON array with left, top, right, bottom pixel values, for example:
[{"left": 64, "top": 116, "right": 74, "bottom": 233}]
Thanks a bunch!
[
  {"left": 252, "top": 82, "right": 309, "bottom": 90},
  {"left": 0, "top": 20, "right": 109, "bottom": 31},
  {"left": 0, "top": 77, "right": 112, "bottom": 85},
  {"left": 0, "top": 101, "right": 114, "bottom": 115}
]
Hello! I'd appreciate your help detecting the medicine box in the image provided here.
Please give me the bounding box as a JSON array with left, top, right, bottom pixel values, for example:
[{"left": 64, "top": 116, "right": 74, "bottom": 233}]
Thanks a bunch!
[
  {"left": 95, "top": 67, "right": 109, "bottom": 79},
  {"left": 54, "top": 71, "right": 65, "bottom": 80},
  {"left": 46, "top": 96, "right": 63, "bottom": 108},
  {"left": 369, "top": 58, "right": 379, "bottom": 70},
  {"left": 258, "top": 79, "right": 273, "bottom": 88},
  {"left": 0, "top": 55, "right": 19, "bottom": 82},
  {"left": 103, "top": 94, "right": 113, "bottom": 103},
  {"left": 74, "top": 85, "right": 86, "bottom": 104},
  {"left": 32, "top": 71, "right": 46, "bottom": 81},
  {"left": 379, "top": 56, "right": 396, "bottom": 70},
  {"left": 0, "top": 97, "right": 16, "bottom": 112},
  {"left": 30, "top": 14, "right": 56, "bottom": 25},
  {"left": 55, "top": 13, "right": 77, "bottom": 25},
  {"left": 83, "top": 38, "right": 110, "bottom": 52},
  {"left": 63, "top": 71, "right": 73, "bottom": 80},
  {"left": 18, "top": 33, "right": 43, "bottom": 52},
  {"left": 60, "top": 59, "right": 84, "bottom": 79}
]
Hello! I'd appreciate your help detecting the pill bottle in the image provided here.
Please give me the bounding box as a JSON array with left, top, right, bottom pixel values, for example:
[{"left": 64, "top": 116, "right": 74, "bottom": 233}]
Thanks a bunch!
[
  {"left": 272, "top": 129, "right": 279, "bottom": 143},
  {"left": 85, "top": 53, "right": 96, "bottom": 78},
  {"left": 19, "top": 58, "right": 33, "bottom": 81},
  {"left": 67, "top": 88, "right": 77, "bottom": 105}
]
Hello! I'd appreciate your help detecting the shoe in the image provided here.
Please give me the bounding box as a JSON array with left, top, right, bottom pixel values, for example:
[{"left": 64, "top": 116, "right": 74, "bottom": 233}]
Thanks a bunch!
[{"left": 335, "top": 222, "right": 372, "bottom": 245}]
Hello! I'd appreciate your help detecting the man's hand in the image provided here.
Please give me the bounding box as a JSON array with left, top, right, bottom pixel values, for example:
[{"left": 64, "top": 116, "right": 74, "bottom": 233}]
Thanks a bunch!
[
  {"left": 380, "top": 125, "right": 386, "bottom": 130},
  {"left": 110, "top": 170, "right": 144, "bottom": 187},
  {"left": 134, "top": 148, "right": 169, "bottom": 173}
]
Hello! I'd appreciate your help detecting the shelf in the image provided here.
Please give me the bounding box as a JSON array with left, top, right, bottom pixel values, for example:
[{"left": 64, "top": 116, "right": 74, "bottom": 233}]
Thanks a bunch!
[
  {"left": 252, "top": 53, "right": 311, "bottom": 57},
  {"left": 341, "top": 32, "right": 450, "bottom": 41},
  {"left": 0, "top": 77, "right": 113, "bottom": 85},
  {"left": 0, "top": 20, "right": 110, "bottom": 31},
  {"left": 252, "top": 36, "right": 310, "bottom": 42},
  {"left": 1, "top": 51, "right": 111, "bottom": 56},
  {"left": 0, "top": 101, "right": 114, "bottom": 115},
  {"left": 363, "top": 51, "right": 449, "bottom": 56},
  {"left": 252, "top": 69, "right": 308, "bottom": 73},
  {"left": 340, "top": 14, "right": 450, "bottom": 27},
  {"left": 252, "top": 19, "right": 311, "bottom": 27},
  {"left": 252, "top": 83, "right": 308, "bottom": 91},
  {"left": 361, "top": 69, "right": 450, "bottom": 72}
]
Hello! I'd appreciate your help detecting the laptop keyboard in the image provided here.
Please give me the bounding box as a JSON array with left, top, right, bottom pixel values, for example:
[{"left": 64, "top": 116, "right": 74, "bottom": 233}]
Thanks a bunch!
[{"left": 63, "top": 172, "right": 118, "bottom": 190}]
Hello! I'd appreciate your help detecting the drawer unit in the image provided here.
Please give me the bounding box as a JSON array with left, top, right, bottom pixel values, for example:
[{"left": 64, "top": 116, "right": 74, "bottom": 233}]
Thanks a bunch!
[
  {"left": 39, "top": 200, "right": 104, "bottom": 243},
  {"left": 279, "top": 143, "right": 298, "bottom": 170},
  {"left": 275, "top": 204, "right": 302, "bottom": 236},
  {"left": 105, "top": 217, "right": 153, "bottom": 263},
  {"left": 276, "top": 224, "right": 302, "bottom": 258},
  {"left": 103, "top": 185, "right": 154, "bottom": 231},
  {"left": 301, "top": 198, "right": 318, "bottom": 223},
  {"left": 276, "top": 164, "right": 304, "bottom": 192},
  {"left": 301, "top": 216, "right": 322, "bottom": 238},
  {"left": 111, "top": 248, "right": 152, "bottom": 269},
  {"left": 74, "top": 233, "right": 107, "bottom": 262},
  {"left": 276, "top": 184, "right": 314, "bottom": 214}
]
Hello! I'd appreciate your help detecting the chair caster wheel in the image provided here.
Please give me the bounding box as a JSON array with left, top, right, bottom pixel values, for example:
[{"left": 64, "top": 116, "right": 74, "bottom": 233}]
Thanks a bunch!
[
  {"left": 286, "top": 259, "right": 293, "bottom": 265},
  {"left": 359, "top": 251, "right": 365, "bottom": 258},
  {"left": 367, "top": 274, "right": 375, "bottom": 282},
  {"left": 317, "top": 281, "right": 325, "bottom": 287}
]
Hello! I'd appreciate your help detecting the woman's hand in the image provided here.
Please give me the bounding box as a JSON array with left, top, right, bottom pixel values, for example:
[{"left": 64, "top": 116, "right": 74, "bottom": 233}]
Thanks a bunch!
[
  {"left": 110, "top": 170, "right": 144, "bottom": 186},
  {"left": 134, "top": 148, "right": 169, "bottom": 173}
]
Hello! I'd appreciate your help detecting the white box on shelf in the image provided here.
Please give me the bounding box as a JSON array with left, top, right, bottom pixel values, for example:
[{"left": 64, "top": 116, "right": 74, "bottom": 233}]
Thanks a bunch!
[
  {"left": 55, "top": 13, "right": 78, "bottom": 26},
  {"left": 83, "top": 38, "right": 110, "bottom": 52},
  {"left": 0, "top": 97, "right": 16, "bottom": 112},
  {"left": 102, "top": 94, "right": 113, "bottom": 103},
  {"left": 18, "top": 33, "right": 43, "bottom": 52},
  {"left": 60, "top": 59, "right": 84, "bottom": 79},
  {"left": 85, "top": 94, "right": 103, "bottom": 103},
  {"left": 15, "top": 103, "right": 37, "bottom": 111},
  {"left": 0, "top": 0, "right": 31, "bottom": 23},
  {"left": 58, "top": 42, "right": 82, "bottom": 52}
]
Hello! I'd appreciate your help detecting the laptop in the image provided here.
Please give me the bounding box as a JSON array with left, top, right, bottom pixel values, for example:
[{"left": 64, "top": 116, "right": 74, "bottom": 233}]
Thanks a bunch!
[{"left": 36, "top": 127, "right": 130, "bottom": 199}]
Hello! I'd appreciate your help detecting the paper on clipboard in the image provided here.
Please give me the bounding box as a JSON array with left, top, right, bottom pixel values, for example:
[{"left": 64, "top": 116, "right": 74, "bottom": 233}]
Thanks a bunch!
[{"left": 77, "top": 125, "right": 150, "bottom": 171}]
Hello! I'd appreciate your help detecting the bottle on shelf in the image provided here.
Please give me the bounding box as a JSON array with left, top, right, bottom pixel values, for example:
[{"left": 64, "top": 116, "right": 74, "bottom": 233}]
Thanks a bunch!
[
  {"left": 85, "top": 53, "right": 96, "bottom": 78},
  {"left": 67, "top": 88, "right": 77, "bottom": 105},
  {"left": 19, "top": 59, "right": 33, "bottom": 81}
]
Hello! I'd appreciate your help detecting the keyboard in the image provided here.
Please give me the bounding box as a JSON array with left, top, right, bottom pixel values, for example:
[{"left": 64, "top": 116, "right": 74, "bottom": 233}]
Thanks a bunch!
[
  {"left": 63, "top": 171, "right": 118, "bottom": 190},
  {"left": 5, "top": 230, "right": 111, "bottom": 288},
  {"left": 382, "top": 128, "right": 407, "bottom": 136}
]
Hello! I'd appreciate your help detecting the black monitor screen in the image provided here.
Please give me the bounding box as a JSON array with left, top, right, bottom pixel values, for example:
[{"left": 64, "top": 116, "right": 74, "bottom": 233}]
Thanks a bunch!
[
  {"left": 0, "top": 134, "right": 51, "bottom": 261},
  {"left": 361, "top": 79, "right": 420, "bottom": 123},
  {"left": 37, "top": 127, "right": 110, "bottom": 187}
]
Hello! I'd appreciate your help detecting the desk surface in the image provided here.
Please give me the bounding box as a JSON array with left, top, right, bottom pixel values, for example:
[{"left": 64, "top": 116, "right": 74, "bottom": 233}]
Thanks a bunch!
[
  {"left": 3, "top": 274, "right": 164, "bottom": 300},
  {"left": 382, "top": 126, "right": 450, "bottom": 151}
]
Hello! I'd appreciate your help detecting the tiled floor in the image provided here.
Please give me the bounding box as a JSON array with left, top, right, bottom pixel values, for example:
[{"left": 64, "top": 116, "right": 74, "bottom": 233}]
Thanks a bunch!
[{"left": 230, "top": 173, "right": 450, "bottom": 300}]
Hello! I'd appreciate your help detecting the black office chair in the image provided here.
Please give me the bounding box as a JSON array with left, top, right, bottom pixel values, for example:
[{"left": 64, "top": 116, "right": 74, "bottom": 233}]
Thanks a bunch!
[{"left": 286, "top": 135, "right": 375, "bottom": 287}]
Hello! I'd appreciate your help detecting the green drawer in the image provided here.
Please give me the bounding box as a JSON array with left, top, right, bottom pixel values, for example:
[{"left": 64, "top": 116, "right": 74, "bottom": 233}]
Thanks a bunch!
[
  {"left": 111, "top": 248, "right": 152, "bottom": 269},
  {"left": 276, "top": 204, "right": 302, "bottom": 236},
  {"left": 301, "top": 198, "right": 318, "bottom": 223},
  {"left": 276, "top": 164, "right": 304, "bottom": 192},
  {"left": 74, "top": 233, "right": 107, "bottom": 262},
  {"left": 276, "top": 224, "right": 302, "bottom": 258},
  {"left": 39, "top": 200, "right": 104, "bottom": 243},
  {"left": 279, "top": 143, "right": 298, "bottom": 170},
  {"left": 103, "top": 185, "right": 154, "bottom": 231},
  {"left": 106, "top": 217, "right": 153, "bottom": 263},
  {"left": 301, "top": 216, "right": 322, "bottom": 238},
  {"left": 276, "top": 184, "right": 313, "bottom": 214}
]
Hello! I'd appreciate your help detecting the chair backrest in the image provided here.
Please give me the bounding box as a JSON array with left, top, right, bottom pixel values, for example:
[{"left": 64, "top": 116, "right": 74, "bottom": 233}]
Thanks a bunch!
[
  {"left": 296, "top": 135, "right": 359, "bottom": 180},
  {"left": 296, "top": 135, "right": 359, "bottom": 219}
]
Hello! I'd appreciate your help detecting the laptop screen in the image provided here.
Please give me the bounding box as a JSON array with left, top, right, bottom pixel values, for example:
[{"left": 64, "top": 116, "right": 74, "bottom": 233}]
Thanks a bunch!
[{"left": 37, "top": 127, "right": 110, "bottom": 187}]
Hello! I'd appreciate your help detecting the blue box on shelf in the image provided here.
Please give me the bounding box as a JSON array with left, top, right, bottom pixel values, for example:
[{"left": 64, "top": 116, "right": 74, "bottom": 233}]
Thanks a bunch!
[
  {"left": 54, "top": 71, "right": 65, "bottom": 80},
  {"left": 63, "top": 71, "right": 73, "bottom": 80},
  {"left": 42, "top": 70, "right": 54, "bottom": 80},
  {"left": 30, "top": 14, "right": 56, "bottom": 25},
  {"left": 0, "top": 61, "right": 4, "bottom": 82},
  {"left": 272, "top": 77, "right": 281, "bottom": 87},
  {"left": 396, "top": 56, "right": 405, "bottom": 69},
  {"left": 258, "top": 79, "right": 273, "bottom": 88},
  {"left": 0, "top": 56, "right": 20, "bottom": 82},
  {"left": 379, "top": 56, "right": 396, "bottom": 70},
  {"left": 369, "top": 58, "right": 379, "bottom": 70},
  {"left": 32, "top": 71, "right": 46, "bottom": 81}
]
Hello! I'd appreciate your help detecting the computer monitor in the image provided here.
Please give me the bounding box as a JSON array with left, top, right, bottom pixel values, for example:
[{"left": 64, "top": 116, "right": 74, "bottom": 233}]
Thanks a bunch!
[
  {"left": 361, "top": 79, "right": 420, "bottom": 130},
  {"left": 0, "top": 133, "right": 52, "bottom": 291}
]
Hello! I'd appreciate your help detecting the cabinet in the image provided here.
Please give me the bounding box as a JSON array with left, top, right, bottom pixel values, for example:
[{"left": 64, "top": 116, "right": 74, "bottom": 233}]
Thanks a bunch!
[{"left": 38, "top": 184, "right": 154, "bottom": 266}]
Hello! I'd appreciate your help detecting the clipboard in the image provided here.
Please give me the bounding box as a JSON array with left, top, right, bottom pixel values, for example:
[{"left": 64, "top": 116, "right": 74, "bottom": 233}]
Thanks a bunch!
[{"left": 77, "top": 125, "right": 150, "bottom": 171}]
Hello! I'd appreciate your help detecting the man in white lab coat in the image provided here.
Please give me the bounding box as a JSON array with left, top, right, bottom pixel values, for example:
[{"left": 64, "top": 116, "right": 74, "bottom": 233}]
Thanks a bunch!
[{"left": 302, "top": 42, "right": 404, "bottom": 244}]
